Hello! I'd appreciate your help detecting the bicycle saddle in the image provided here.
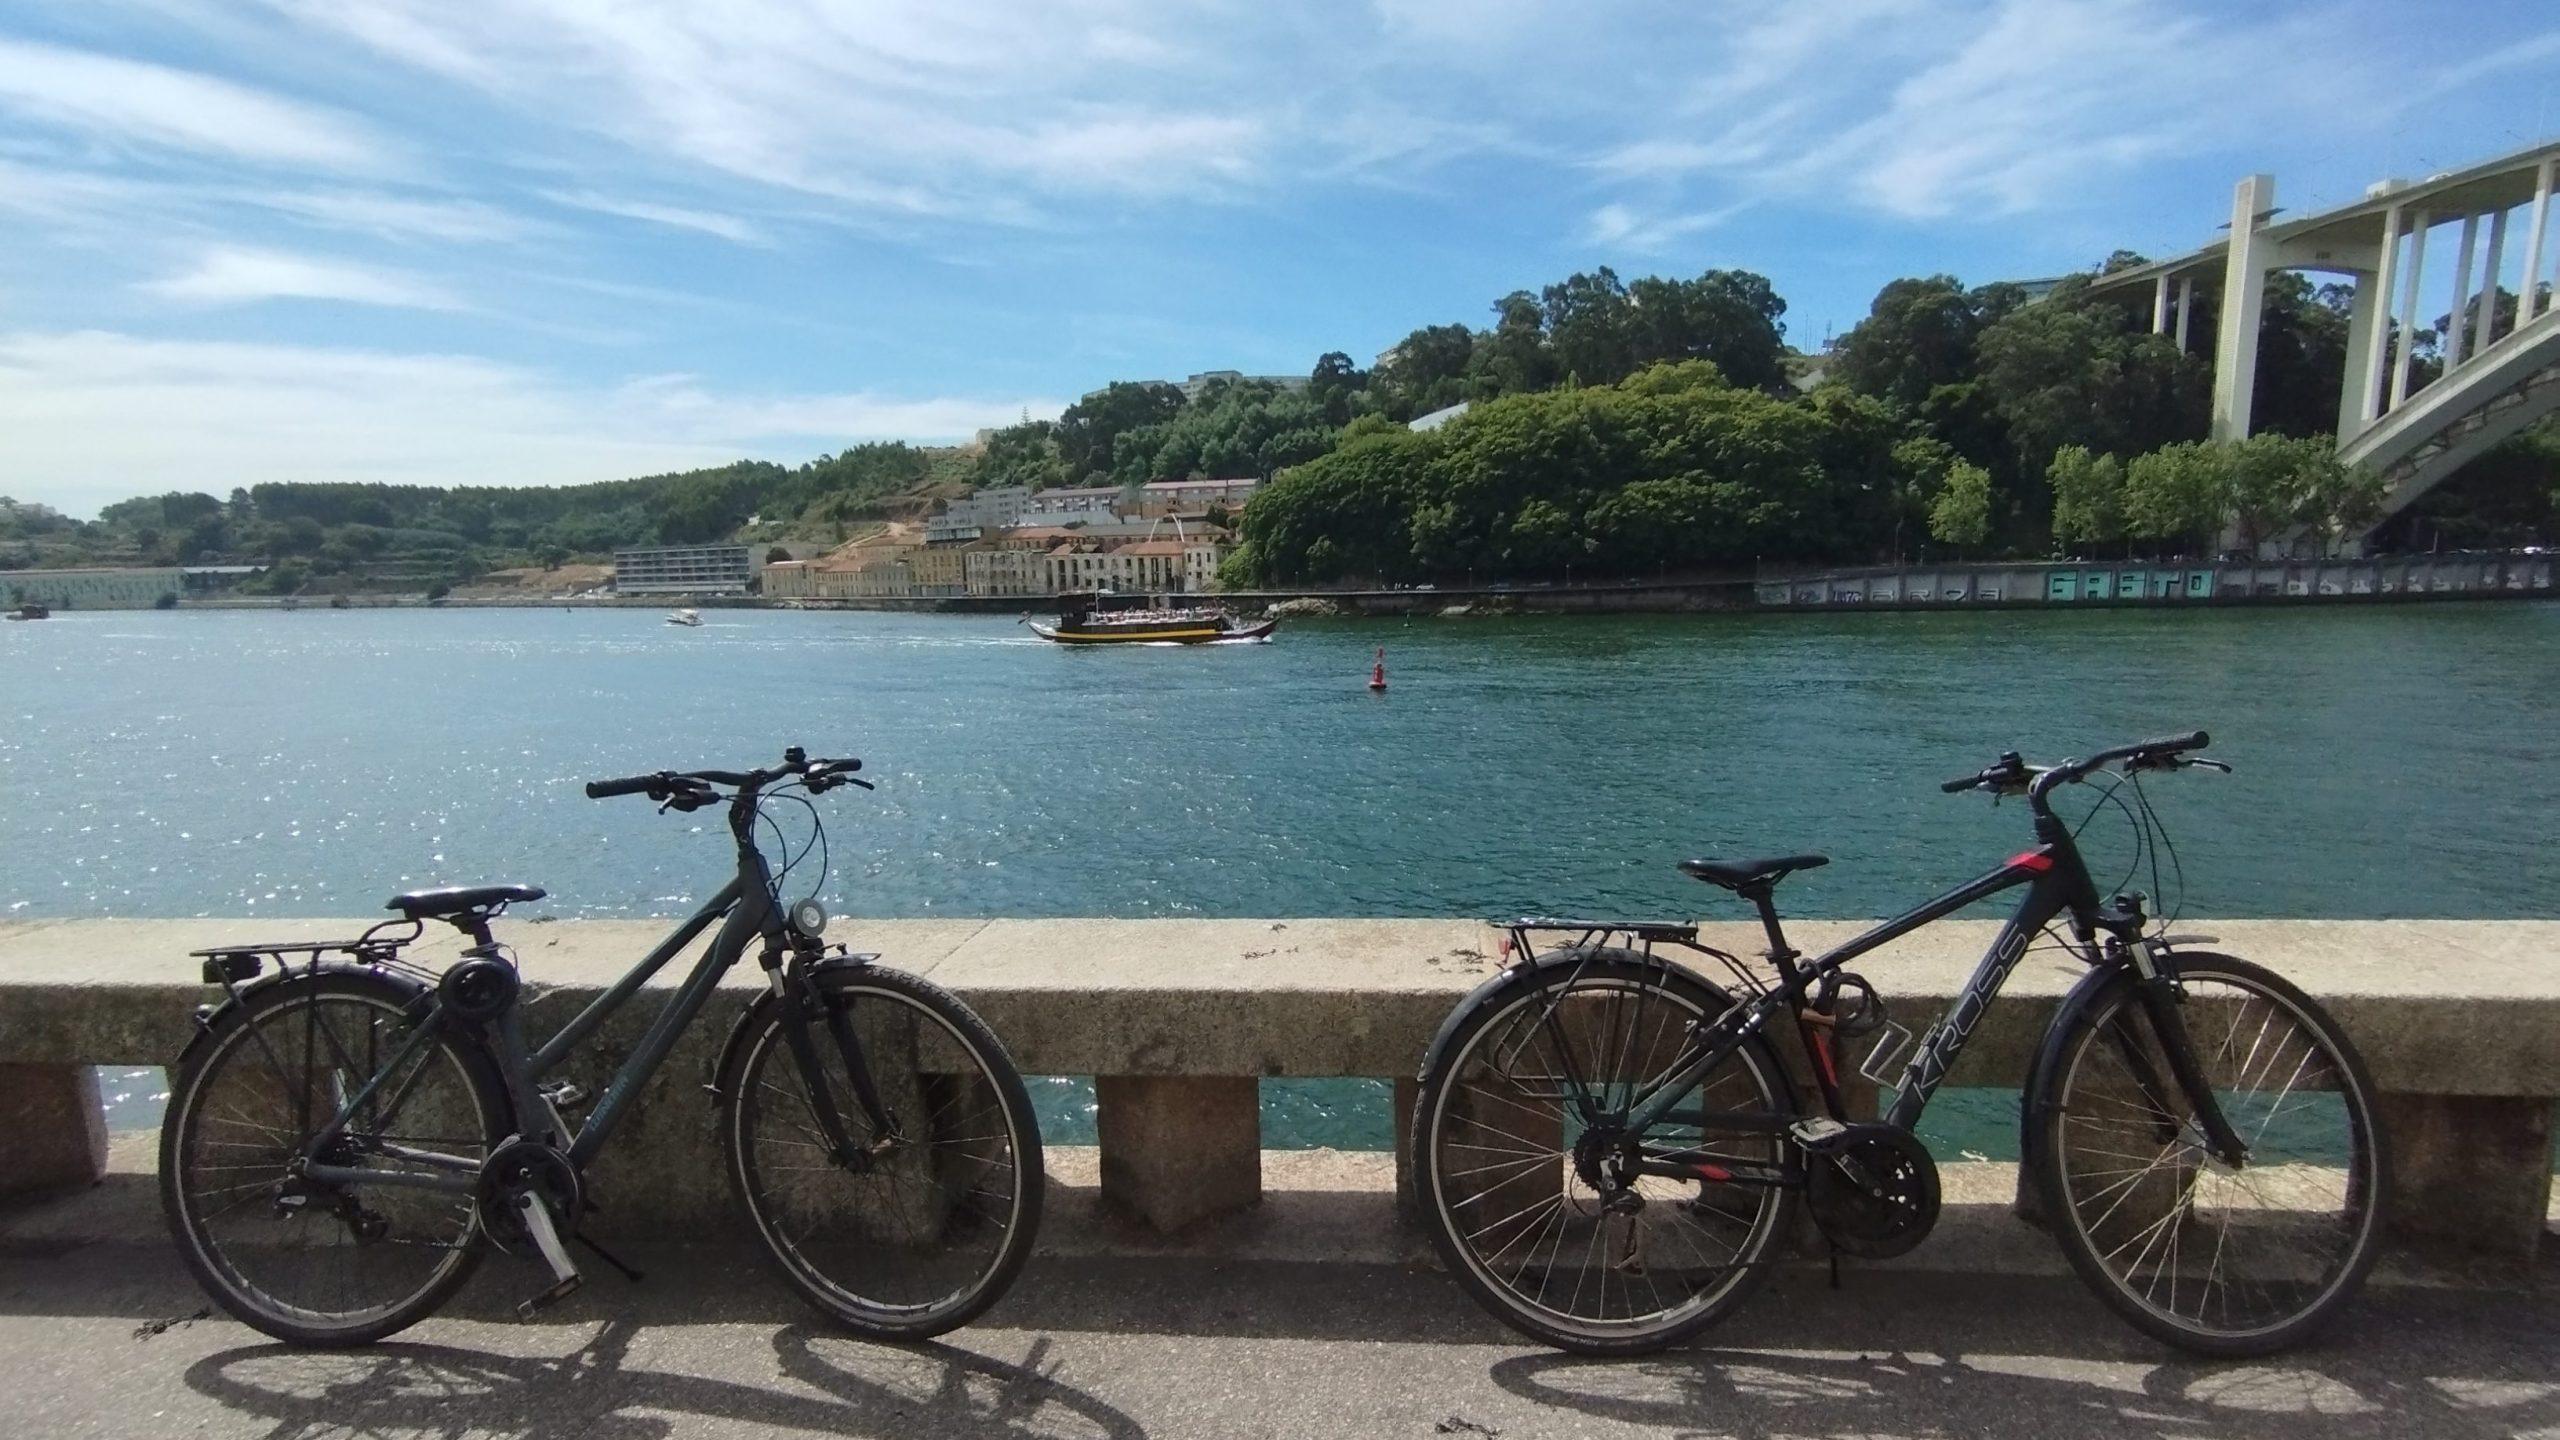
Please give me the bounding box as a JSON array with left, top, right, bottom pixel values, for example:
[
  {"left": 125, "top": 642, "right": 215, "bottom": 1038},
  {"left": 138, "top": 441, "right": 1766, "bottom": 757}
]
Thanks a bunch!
[
  {"left": 1678, "top": 855, "right": 1829, "bottom": 892},
  {"left": 386, "top": 884, "right": 547, "bottom": 918}
]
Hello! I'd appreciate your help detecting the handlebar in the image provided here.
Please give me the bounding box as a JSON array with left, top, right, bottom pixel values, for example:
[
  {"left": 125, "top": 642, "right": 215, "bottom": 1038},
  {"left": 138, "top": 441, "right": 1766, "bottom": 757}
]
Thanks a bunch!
[
  {"left": 1942, "top": 732, "right": 2215, "bottom": 801},
  {"left": 584, "top": 750, "right": 865, "bottom": 804}
]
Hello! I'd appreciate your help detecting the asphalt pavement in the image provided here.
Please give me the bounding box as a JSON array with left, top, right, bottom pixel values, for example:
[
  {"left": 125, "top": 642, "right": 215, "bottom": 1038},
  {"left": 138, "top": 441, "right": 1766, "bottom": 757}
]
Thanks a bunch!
[{"left": 3, "top": 1158, "right": 2554, "bottom": 1439}]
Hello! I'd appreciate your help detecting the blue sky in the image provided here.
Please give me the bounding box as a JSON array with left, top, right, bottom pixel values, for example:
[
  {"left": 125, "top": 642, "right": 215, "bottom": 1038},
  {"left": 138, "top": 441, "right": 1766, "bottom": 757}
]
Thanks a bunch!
[{"left": 2, "top": 1, "right": 2554, "bottom": 516}]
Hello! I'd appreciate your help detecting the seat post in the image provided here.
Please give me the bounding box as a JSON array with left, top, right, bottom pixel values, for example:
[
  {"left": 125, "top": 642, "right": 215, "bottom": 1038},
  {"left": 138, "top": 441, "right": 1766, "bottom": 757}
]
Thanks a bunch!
[
  {"left": 1740, "top": 885, "right": 1796, "bottom": 963},
  {"left": 449, "top": 911, "right": 500, "bottom": 954}
]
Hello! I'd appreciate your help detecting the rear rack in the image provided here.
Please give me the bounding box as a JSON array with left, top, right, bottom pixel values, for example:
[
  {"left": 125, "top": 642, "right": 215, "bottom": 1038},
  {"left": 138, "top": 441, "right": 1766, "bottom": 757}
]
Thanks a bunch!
[
  {"left": 1498, "top": 916, "right": 1772, "bottom": 1001},
  {"left": 190, "top": 917, "right": 428, "bottom": 985}
]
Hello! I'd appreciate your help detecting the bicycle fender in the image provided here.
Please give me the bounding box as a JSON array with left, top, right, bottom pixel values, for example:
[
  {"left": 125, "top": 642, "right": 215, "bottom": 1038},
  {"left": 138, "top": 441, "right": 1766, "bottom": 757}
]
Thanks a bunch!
[
  {"left": 2019, "top": 960, "right": 2137, "bottom": 1178},
  {"left": 705, "top": 953, "right": 868, "bottom": 1103},
  {"left": 707, "top": 993, "right": 771, "bottom": 1104},
  {"left": 174, "top": 961, "right": 432, "bottom": 1070},
  {"left": 1413, "top": 946, "right": 1665, "bottom": 1083}
]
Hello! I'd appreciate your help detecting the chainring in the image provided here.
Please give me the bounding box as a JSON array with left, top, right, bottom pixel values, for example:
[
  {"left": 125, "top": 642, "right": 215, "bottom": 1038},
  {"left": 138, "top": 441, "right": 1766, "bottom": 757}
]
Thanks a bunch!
[
  {"left": 474, "top": 1138, "right": 583, "bottom": 1254},
  {"left": 1803, "top": 1124, "right": 1941, "bottom": 1259}
]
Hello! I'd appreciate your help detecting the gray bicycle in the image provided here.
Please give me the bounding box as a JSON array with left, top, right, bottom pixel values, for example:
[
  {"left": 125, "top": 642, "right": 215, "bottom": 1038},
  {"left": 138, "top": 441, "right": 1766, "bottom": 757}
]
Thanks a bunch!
[{"left": 161, "top": 747, "right": 1043, "bottom": 1346}]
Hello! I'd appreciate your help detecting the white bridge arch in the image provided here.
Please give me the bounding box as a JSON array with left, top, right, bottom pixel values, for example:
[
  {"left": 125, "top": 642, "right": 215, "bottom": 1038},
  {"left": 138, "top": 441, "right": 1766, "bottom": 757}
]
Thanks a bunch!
[{"left": 2086, "top": 140, "right": 2560, "bottom": 539}]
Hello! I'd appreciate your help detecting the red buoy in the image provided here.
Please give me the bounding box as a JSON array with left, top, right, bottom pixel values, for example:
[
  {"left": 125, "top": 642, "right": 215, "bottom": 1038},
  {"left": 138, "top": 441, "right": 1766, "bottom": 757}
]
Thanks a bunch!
[{"left": 1368, "top": 647, "right": 1387, "bottom": 691}]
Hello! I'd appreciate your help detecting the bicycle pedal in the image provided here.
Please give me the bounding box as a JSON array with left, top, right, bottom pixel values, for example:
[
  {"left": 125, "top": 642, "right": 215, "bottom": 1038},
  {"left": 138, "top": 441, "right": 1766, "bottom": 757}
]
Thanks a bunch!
[
  {"left": 537, "top": 1079, "right": 591, "bottom": 1110},
  {"left": 514, "top": 1273, "right": 583, "bottom": 1322}
]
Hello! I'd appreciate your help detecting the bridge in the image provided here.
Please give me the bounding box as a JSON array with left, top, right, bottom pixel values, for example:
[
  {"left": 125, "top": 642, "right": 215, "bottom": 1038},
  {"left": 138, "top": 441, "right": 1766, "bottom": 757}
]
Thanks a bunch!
[{"left": 2087, "top": 140, "right": 2560, "bottom": 533}]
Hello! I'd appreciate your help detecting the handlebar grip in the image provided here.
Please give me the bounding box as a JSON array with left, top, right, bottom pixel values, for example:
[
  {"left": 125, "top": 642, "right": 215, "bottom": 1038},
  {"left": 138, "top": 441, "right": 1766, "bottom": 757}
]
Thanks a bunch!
[
  {"left": 584, "top": 774, "right": 662, "bottom": 799},
  {"left": 1941, "top": 774, "right": 1980, "bottom": 793},
  {"left": 2137, "top": 730, "right": 2209, "bottom": 754}
]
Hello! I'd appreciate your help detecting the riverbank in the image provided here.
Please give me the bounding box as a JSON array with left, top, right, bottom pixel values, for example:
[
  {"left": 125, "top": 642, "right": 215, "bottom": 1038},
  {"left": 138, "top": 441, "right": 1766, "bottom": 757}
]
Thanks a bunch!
[{"left": 141, "top": 546, "right": 2559, "bottom": 617}]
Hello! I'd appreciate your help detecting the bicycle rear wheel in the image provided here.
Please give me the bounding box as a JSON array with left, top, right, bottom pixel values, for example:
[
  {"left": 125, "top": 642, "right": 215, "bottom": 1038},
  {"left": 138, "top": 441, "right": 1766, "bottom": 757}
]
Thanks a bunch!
[
  {"left": 2033, "top": 952, "right": 2387, "bottom": 1355},
  {"left": 720, "top": 964, "right": 1043, "bottom": 1339},
  {"left": 160, "top": 969, "right": 506, "bottom": 1346},
  {"left": 1411, "top": 950, "right": 1797, "bottom": 1354}
]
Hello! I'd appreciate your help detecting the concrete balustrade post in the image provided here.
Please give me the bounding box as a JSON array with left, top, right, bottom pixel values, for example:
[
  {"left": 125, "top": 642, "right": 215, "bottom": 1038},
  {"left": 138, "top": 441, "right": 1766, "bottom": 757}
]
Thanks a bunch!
[
  {"left": 2376, "top": 1092, "right": 2555, "bottom": 1260},
  {"left": 1094, "top": 1074, "right": 1261, "bottom": 1233},
  {"left": 0, "top": 1063, "right": 108, "bottom": 1198}
]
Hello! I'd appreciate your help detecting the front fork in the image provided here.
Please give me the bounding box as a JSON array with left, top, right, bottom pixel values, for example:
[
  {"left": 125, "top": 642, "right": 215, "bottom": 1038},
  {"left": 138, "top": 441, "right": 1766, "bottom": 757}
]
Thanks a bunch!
[
  {"left": 765, "top": 942, "right": 902, "bottom": 1170},
  {"left": 2110, "top": 932, "right": 2250, "bottom": 1168}
]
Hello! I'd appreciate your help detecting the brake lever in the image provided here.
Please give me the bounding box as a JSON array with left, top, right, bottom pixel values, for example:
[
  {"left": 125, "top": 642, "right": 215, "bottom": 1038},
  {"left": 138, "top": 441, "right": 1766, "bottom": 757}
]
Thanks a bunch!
[
  {"left": 846, "top": 777, "right": 875, "bottom": 791},
  {"left": 2185, "top": 758, "right": 2233, "bottom": 774}
]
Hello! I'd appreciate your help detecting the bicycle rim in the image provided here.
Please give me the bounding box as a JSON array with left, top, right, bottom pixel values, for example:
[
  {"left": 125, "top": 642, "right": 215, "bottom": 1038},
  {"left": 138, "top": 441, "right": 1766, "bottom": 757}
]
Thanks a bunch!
[
  {"left": 1425, "top": 968, "right": 1790, "bottom": 1347},
  {"left": 730, "top": 977, "right": 1035, "bottom": 1332},
  {"left": 166, "top": 985, "right": 493, "bottom": 1339},
  {"left": 2046, "top": 961, "right": 2382, "bottom": 1348}
]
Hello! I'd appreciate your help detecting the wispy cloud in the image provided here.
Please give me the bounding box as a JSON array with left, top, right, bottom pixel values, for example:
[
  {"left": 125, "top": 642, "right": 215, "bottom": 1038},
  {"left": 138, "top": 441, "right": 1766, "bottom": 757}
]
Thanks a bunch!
[
  {"left": 140, "top": 247, "right": 465, "bottom": 311},
  {"left": 1585, "top": 0, "right": 2374, "bottom": 221},
  {"left": 541, "top": 190, "right": 766, "bottom": 246},
  {"left": 0, "top": 330, "right": 1063, "bottom": 515},
  {"left": 1582, "top": 202, "right": 1741, "bottom": 253},
  {"left": 262, "top": 1, "right": 1280, "bottom": 211},
  {"left": 0, "top": 36, "right": 382, "bottom": 170}
]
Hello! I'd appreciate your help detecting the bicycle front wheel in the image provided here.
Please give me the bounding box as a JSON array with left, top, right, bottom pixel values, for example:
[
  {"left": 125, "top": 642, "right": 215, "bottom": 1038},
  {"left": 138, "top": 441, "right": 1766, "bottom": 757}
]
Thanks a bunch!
[
  {"left": 160, "top": 968, "right": 507, "bottom": 1346},
  {"left": 720, "top": 964, "right": 1044, "bottom": 1340},
  {"left": 2033, "top": 953, "right": 2387, "bottom": 1356}
]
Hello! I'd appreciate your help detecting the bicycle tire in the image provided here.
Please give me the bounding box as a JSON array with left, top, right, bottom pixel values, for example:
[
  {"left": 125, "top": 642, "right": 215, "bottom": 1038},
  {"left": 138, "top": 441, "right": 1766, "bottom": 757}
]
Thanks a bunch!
[
  {"left": 161, "top": 967, "right": 508, "bottom": 1346},
  {"left": 1411, "top": 949, "right": 1799, "bottom": 1355},
  {"left": 720, "top": 964, "right": 1044, "bottom": 1340},
  {"left": 2031, "top": 952, "right": 2388, "bottom": 1356}
]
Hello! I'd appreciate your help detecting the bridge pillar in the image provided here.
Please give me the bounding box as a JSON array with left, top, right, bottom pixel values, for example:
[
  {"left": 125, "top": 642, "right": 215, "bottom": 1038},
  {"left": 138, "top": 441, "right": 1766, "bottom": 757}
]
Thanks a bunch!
[
  {"left": 2211, "top": 174, "right": 2275, "bottom": 442},
  {"left": 2445, "top": 213, "right": 2480, "bottom": 368},
  {"left": 2523, "top": 158, "right": 2554, "bottom": 326},
  {"left": 2349, "top": 204, "right": 2403, "bottom": 434},
  {"left": 2391, "top": 211, "right": 2431, "bottom": 407},
  {"left": 2473, "top": 209, "right": 2509, "bottom": 356}
]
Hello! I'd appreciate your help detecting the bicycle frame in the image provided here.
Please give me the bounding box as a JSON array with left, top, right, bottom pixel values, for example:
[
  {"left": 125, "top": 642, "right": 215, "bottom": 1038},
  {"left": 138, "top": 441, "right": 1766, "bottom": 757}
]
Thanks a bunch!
[
  {"left": 1609, "top": 846, "right": 2075, "bottom": 1145},
  {"left": 296, "top": 782, "right": 879, "bottom": 1200}
]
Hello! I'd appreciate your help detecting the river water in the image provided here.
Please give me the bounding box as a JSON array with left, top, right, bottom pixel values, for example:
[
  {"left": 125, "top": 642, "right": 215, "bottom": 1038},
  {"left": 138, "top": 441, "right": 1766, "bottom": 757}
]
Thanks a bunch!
[{"left": 7, "top": 603, "right": 2555, "bottom": 1152}]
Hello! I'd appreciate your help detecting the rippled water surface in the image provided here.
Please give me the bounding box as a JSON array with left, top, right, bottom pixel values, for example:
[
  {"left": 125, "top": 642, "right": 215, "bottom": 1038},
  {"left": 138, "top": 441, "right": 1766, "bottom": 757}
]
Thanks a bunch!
[
  {"left": 8, "top": 602, "right": 2555, "bottom": 1145},
  {"left": 7, "top": 603, "right": 2555, "bottom": 921}
]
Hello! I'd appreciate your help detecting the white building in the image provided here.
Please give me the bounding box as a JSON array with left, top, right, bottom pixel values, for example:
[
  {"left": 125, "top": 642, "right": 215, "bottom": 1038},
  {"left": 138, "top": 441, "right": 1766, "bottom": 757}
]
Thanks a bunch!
[
  {"left": 926, "top": 485, "right": 1032, "bottom": 544},
  {"left": 1023, "top": 486, "right": 1125, "bottom": 518},
  {"left": 613, "top": 544, "right": 760, "bottom": 595},
  {"left": 1, "top": 567, "right": 183, "bottom": 609},
  {"left": 964, "top": 548, "right": 1050, "bottom": 597},
  {"left": 1045, "top": 539, "right": 1223, "bottom": 595},
  {"left": 1138, "top": 477, "right": 1260, "bottom": 515}
]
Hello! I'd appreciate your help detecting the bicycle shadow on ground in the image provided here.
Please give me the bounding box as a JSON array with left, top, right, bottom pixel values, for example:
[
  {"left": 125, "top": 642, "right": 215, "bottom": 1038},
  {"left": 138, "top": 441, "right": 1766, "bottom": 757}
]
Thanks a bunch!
[
  {"left": 1483, "top": 1286, "right": 2560, "bottom": 1440},
  {"left": 182, "top": 1317, "right": 1146, "bottom": 1440}
]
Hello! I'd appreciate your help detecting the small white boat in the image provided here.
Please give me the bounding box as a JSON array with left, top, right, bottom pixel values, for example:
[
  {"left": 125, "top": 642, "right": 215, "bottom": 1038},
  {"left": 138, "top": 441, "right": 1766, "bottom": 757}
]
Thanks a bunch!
[{"left": 665, "top": 608, "right": 703, "bottom": 627}]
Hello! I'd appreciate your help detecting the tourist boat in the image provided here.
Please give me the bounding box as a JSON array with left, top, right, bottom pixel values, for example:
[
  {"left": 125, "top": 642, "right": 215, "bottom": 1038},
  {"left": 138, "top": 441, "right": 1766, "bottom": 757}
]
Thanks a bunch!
[
  {"left": 665, "top": 608, "right": 703, "bottom": 627},
  {"left": 1027, "top": 592, "right": 1276, "bottom": 645},
  {"left": 4, "top": 603, "right": 49, "bottom": 621}
]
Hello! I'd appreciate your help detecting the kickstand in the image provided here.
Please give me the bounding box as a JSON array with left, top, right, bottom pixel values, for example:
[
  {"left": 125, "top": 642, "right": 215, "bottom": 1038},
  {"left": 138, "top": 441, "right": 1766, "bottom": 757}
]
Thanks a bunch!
[
  {"left": 1826, "top": 1238, "right": 1842, "bottom": 1291},
  {"left": 575, "top": 1231, "right": 645, "bottom": 1284}
]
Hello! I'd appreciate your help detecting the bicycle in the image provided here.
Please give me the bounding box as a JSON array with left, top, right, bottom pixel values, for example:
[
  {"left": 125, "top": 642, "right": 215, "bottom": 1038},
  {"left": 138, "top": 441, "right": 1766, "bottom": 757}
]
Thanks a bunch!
[
  {"left": 1409, "top": 731, "right": 2388, "bottom": 1357},
  {"left": 161, "top": 746, "right": 1045, "bottom": 1347}
]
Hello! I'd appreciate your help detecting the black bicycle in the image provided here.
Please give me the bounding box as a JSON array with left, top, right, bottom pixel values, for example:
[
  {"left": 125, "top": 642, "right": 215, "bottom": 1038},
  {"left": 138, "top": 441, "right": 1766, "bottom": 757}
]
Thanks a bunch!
[
  {"left": 161, "top": 747, "right": 1044, "bottom": 1347},
  {"left": 1410, "top": 731, "right": 2387, "bottom": 1357}
]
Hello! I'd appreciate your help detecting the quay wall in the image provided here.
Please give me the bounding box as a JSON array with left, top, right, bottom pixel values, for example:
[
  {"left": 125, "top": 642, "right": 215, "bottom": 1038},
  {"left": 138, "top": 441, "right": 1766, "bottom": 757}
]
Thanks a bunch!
[{"left": 0, "top": 917, "right": 2552, "bottom": 1258}]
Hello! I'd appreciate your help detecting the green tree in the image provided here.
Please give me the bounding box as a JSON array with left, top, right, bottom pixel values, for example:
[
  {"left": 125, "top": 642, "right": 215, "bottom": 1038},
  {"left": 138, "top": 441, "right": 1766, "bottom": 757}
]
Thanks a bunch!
[
  {"left": 1928, "top": 461, "right": 1994, "bottom": 551},
  {"left": 976, "top": 420, "right": 1068, "bottom": 490},
  {"left": 1468, "top": 291, "right": 1555, "bottom": 398},
  {"left": 1308, "top": 351, "right": 1368, "bottom": 427},
  {"left": 1373, "top": 323, "right": 1477, "bottom": 419},
  {"left": 1975, "top": 276, "right": 2208, "bottom": 473},
  {"left": 1623, "top": 270, "right": 1788, "bottom": 392},
  {"left": 2123, "top": 441, "right": 2233, "bottom": 553},
  {"left": 1054, "top": 381, "right": 1185, "bottom": 481},
  {"left": 2047, "top": 446, "right": 2127, "bottom": 552},
  {"left": 1830, "top": 275, "right": 2024, "bottom": 408}
]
